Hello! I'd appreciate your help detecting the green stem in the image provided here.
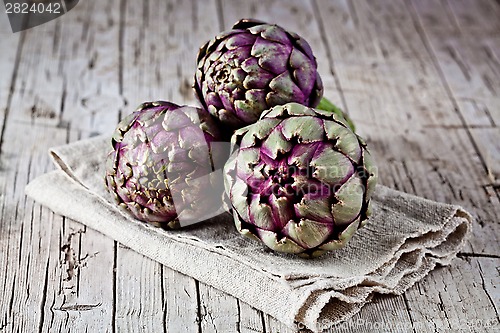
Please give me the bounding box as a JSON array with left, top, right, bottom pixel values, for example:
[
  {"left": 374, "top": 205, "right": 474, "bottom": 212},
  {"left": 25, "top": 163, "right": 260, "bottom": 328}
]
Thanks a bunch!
[{"left": 316, "top": 97, "right": 356, "bottom": 132}]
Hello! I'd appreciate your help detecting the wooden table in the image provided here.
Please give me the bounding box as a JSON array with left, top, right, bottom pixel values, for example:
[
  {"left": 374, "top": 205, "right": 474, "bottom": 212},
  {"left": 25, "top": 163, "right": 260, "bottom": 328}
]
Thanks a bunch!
[{"left": 0, "top": 0, "right": 498, "bottom": 332}]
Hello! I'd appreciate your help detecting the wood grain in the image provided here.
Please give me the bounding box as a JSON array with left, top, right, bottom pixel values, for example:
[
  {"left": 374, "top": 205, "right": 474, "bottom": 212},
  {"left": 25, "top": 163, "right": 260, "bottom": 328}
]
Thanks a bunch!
[{"left": 0, "top": 0, "right": 498, "bottom": 332}]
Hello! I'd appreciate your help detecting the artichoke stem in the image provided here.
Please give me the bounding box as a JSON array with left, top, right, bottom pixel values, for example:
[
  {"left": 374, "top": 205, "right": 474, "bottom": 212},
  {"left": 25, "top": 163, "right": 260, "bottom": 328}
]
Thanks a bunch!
[{"left": 316, "top": 97, "right": 356, "bottom": 132}]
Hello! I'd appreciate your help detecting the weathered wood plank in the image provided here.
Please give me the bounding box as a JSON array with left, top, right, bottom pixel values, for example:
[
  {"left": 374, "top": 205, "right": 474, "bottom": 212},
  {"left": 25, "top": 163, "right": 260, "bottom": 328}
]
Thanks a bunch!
[
  {"left": 61, "top": 0, "right": 124, "bottom": 140},
  {"left": 162, "top": 269, "right": 199, "bottom": 333},
  {"left": 332, "top": 295, "right": 413, "bottom": 333},
  {"left": 120, "top": 0, "right": 220, "bottom": 107},
  {"left": 469, "top": 128, "right": 500, "bottom": 183},
  {"left": 0, "top": 24, "right": 20, "bottom": 155},
  {"left": 0, "top": 124, "right": 68, "bottom": 332},
  {"left": 40, "top": 219, "right": 115, "bottom": 333},
  {"left": 196, "top": 284, "right": 266, "bottom": 333},
  {"left": 410, "top": 0, "right": 500, "bottom": 101},
  {"left": 197, "top": 283, "right": 239, "bottom": 333},
  {"left": 409, "top": 0, "right": 500, "bottom": 185},
  {"left": 115, "top": 244, "right": 164, "bottom": 333},
  {"left": 314, "top": 0, "right": 500, "bottom": 331},
  {"left": 238, "top": 301, "right": 266, "bottom": 333},
  {"left": 264, "top": 314, "right": 295, "bottom": 333},
  {"left": 38, "top": 216, "right": 114, "bottom": 333},
  {"left": 0, "top": 1, "right": 120, "bottom": 332},
  {"left": 0, "top": 93, "right": 70, "bottom": 332},
  {"left": 403, "top": 258, "right": 500, "bottom": 331},
  {"left": 317, "top": 0, "right": 463, "bottom": 124},
  {"left": 0, "top": 18, "right": 22, "bottom": 333}
]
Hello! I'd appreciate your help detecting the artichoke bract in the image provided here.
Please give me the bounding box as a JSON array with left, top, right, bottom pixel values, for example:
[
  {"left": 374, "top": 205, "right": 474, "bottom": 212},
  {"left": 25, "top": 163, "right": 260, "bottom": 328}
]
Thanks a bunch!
[
  {"left": 195, "top": 19, "right": 323, "bottom": 130},
  {"left": 105, "top": 101, "right": 224, "bottom": 229},
  {"left": 223, "top": 103, "right": 378, "bottom": 257}
]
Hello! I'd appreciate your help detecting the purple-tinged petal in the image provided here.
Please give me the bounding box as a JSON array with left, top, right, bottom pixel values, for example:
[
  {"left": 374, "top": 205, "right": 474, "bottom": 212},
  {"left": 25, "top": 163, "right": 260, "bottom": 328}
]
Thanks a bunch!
[
  {"left": 252, "top": 37, "right": 291, "bottom": 74},
  {"left": 218, "top": 90, "right": 235, "bottom": 113},
  {"left": 242, "top": 58, "right": 274, "bottom": 89},
  {"left": 251, "top": 24, "right": 290, "bottom": 44},
  {"left": 205, "top": 92, "right": 224, "bottom": 109},
  {"left": 233, "top": 89, "right": 267, "bottom": 123},
  {"left": 290, "top": 48, "right": 316, "bottom": 97},
  {"left": 225, "top": 33, "right": 257, "bottom": 49},
  {"left": 287, "top": 142, "right": 320, "bottom": 167},
  {"left": 310, "top": 144, "right": 354, "bottom": 185},
  {"left": 267, "top": 72, "right": 305, "bottom": 105},
  {"left": 268, "top": 194, "right": 293, "bottom": 230}
]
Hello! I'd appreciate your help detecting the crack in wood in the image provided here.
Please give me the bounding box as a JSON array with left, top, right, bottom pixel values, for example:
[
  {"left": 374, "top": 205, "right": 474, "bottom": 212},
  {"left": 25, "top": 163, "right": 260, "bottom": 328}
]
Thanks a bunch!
[
  {"left": 437, "top": 292, "right": 449, "bottom": 324},
  {"left": 37, "top": 256, "right": 50, "bottom": 333},
  {"left": 445, "top": 44, "right": 471, "bottom": 81},
  {"left": 60, "top": 229, "right": 90, "bottom": 282},
  {"left": 194, "top": 280, "right": 202, "bottom": 333},
  {"left": 424, "top": 124, "right": 496, "bottom": 129},
  {"left": 236, "top": 299, "right": 241, "bottom": 333},
  {"left": 55, "top": 302, "right": 102, "bottom": 312},
  {"left": 402, "top": 293, "right": 418, "bottom": 333},
  {"left": 0, "top": 31, "right": 25, "bottom": 157},
  {"left": 481, "top": 73, "right": 497, "bottom": 95},
  {"left": 260, "top": 311, "right": 267, "bottom": 333},
  {"left": 160, "top": 265, "right": 166, "bottom": 333},
  {"left": 112, "top": 241, "right": 117, "bottom": 333},
  {"left": 183, "top": 287, "right": 191, "bottom": 298},
  {"left": 457, "top": 252, "right": 500, "bottom": 259},
  {"left": 203, "top": 306, "right": 218, "bottom": 332},
  {"left": 483, "top": 45, "right": 500, "bottom": 78},
  {"left": 477, "top": 261, "right": 500, "bottom": 322},
  {"left": 0, "top": 318, "right": 11, "bottom": 333}
]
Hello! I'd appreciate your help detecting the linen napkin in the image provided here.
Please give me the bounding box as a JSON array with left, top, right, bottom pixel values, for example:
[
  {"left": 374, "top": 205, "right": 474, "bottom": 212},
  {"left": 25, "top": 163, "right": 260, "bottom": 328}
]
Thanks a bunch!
[{"left": 25, "top": 136, "right": 472, "bottom": 332}]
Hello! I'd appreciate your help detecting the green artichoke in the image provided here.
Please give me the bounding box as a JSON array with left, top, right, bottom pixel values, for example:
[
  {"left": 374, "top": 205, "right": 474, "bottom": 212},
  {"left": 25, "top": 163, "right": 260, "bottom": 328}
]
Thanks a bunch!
[
  {"left": 195, "top": 19, "right": 323, "bottom": 130},
  {"left": 105, "top": 101, "right": 223, "bottom": 229},
  {"left": 223, "top": 103, "right": 378, "bottom": 257}
]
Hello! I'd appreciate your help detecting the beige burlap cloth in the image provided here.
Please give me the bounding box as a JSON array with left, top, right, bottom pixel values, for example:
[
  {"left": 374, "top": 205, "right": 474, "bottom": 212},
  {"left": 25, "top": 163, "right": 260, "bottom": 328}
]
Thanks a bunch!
[{"left": 25, "top": 136, "right": 472, "bottom": 332}]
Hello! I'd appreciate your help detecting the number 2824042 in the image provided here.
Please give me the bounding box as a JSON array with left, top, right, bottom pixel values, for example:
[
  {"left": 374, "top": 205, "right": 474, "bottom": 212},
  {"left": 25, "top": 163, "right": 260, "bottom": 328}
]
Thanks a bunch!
[{"left": 5, "top": 2, "right": 62, "bottom": 14}]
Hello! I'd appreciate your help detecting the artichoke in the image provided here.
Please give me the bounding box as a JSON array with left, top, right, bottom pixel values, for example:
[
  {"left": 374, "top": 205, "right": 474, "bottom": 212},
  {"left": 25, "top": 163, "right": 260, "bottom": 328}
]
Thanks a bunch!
[
  {"left": 223, "top": 103, "right": 378, "bottom": 257},
  {"left": 105, "top": 101, "right": 223, "bottom": 229},
  {"left": 195, "top": 19, "right": 323, "bottom": 130}
]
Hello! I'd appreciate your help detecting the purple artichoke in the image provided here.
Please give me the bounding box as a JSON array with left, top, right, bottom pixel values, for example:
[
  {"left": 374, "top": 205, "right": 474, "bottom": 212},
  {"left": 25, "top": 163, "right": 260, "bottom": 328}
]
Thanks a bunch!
[
  {"left": 195, "top": 19, "right": 323, "bottom": 130},
  {"left": 223, "top": 103, "right": 378, "bottom": 257},
  {"left": 105, "top": 101, "right": 223, "bottom": 229}
]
